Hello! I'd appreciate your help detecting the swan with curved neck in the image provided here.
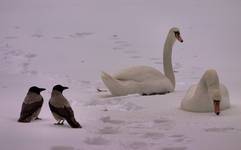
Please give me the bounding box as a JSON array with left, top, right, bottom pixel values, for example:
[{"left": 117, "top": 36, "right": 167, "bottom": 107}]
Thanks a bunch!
[
  {"left": 181, "top": 69, "right": 230, "bottom": 115},
  {"left": 101, "top": 27, "right": 183, "bottom": 96}
]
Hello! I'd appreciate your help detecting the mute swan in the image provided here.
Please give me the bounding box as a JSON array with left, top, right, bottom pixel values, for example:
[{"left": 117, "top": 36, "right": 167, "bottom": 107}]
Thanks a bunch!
[
  {"left": 181, "top": 69, "right": 230, "bottom": 115},
  {"left": 101, "top": 27, "right": 183, "bottom": 96}
]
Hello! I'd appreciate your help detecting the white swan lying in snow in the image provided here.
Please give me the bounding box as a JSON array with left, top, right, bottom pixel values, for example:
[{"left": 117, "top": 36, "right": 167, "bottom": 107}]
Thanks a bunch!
[
  {"left": 181, "top": 69, "right": 230, "bottom": 115},
  {"left": 101, "top": 27, "right": 183, "bottom": 96}
]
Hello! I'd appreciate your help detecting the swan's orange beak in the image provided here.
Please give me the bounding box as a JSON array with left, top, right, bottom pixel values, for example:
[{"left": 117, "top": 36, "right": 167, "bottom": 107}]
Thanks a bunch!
[
  {"left": 213, "top": 100, "right": 220, "bottom": 115},
  {"left": 175, "top": 33, "right": 183, "bottom": 43}
]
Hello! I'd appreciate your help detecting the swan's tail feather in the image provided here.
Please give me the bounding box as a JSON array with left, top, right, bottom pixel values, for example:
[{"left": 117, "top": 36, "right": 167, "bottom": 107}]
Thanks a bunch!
[{"left": 101, "top": 72, "right": 126, "bottom": 96}]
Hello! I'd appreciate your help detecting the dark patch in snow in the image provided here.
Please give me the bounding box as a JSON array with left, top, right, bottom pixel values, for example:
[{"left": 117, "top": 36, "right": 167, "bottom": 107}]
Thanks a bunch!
[
  {"left": 130, "top": 55, "right": 141, "bottom": 59},
  {"left": 53, "top": 36, "right": 65, "bottom": 39},
  {"left": 32, "top": 34, "right": 44, "bottom": 38},
  {"left": 50, "top": 146, "right": 75, "bottom": 150},
  {"left": 69, "top": 32, "right": 94, "bottom": 38},
  {"left": 124, "top": 50, "right": 138, "bottom": 54},
  {"left": 98, "top": 126, "right": 120, "bottom": 134},
  {"left": 84, "top": 137, "right": 110, "bottom": 145},
  {"left": 142, "top": 132, "right": 165, "bottom": 140},
  {"left": 101, "top": 116, "right": 125, "bottom": 125},
  {"left": 162, "top": 146, "right": 187, "bottom": 150},
  {"left": 205, "top": 127, "right": 236, "bottom": 133},
  {"left": 128, "top": 141, "right": 148, "bottom": 150},
  {"left": 4, "top": 36, "right": 18, "bottom": 39}
]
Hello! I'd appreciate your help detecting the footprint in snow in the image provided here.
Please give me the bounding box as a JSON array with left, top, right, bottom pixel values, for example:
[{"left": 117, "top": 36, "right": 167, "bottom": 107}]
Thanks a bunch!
[
  {"left": 84, "top": 136, "right": 110, "bottom": 146},
  {"left": 153, "top": 117, "right": 175, "bottom": 130},
  {"left": 69, "top": 32, "right": 94, "bottom": 38},
  {"left": 169, "top": 134, "right": 186, "bottom": 143},
  {"left": 204, "top": 127, "right": 236, "bottom": 133},
  {"left": 111, "top": 35, "right": 132, "bottom": 51},
  {"left": 25, "top": 53, "right": 37, "bottom": 59},
  {"left": 32, "top": 34, "right": 44, "bottom": 38},
  {"left": 162, "top": 146, "right": 187, "bottom": 150},
  {"left": 98, "top": 126, "right": 120, "bottom": 134},
  {"left": 120, "top": 141, "right": 148, "bottom": 150},
  {"left": 101, "top": 116, "right": 125, "bottom": 125},
  {"left": 53, "top": 36, "right": 65, "bottom": 39},
  {"left": 124, "top": 50, "right": 138, "bottom": 54},
  {"left": 4, "top": 36, "right": 18, "bottom": 39},
  {"left": 130, "top": 55, "right": 142, "bottom": 59},
  {"left": 141, "top": 132, "right": 165, "bottom": 140},
  {"left": 50, "top": 146, "right": 76, "bottom": 150}
]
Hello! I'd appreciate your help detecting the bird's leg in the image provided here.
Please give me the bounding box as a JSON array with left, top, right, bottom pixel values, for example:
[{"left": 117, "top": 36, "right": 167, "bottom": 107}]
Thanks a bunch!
[
  {"left": 54, "top": 120, "right": 64, "bottom": 125},
  {"left": 60, "top": 120, "right": 64, "bottom": 125}
]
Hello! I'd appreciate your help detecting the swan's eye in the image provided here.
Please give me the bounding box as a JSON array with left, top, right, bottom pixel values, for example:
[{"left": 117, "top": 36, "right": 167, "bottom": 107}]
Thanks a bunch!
[{"left": 174, "top": 31, "right": 180, "bottom": 36}]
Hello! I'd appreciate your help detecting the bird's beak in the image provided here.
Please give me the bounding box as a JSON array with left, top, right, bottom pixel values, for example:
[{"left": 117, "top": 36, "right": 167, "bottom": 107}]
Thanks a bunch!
[
  {"left": 213, "top": 100, "right": 220, "bottom": 115},
  {"left": 63, "top": 86, "right": 69, "bottom": 90},
  {"left": 39, "top": 88, "right": 46, "bottom": 92},
  {"left": 175, "top": 32, "right": 183, "bottom": 43}
]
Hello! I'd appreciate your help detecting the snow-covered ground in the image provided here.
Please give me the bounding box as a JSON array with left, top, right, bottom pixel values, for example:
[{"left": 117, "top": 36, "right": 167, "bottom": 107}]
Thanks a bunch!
[{"left": 1, "top": 0, "right": 241, "bottom": 149}]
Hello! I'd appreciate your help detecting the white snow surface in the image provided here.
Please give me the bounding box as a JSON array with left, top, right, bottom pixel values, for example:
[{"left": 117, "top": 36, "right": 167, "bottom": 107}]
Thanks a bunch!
[{"left": 1, "top": 0, "right": 241, "bottom": 150}]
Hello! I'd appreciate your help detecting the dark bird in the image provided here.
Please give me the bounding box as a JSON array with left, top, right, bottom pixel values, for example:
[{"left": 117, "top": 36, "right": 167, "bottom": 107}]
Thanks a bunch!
[
  {"left": 49, "top": 85, "right": 81, "bottom": 128},
  {"left": 18, "top": 86, "right": 46, "bottom": 122}
]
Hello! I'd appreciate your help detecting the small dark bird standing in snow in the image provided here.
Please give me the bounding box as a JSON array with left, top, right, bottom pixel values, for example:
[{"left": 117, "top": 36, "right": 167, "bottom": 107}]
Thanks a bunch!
[
  {"left": 49, "top": 85, "right": 81, "bottom": 128},
  {"left": 18, "top": 86, "right": 46, "bottom": 122}
]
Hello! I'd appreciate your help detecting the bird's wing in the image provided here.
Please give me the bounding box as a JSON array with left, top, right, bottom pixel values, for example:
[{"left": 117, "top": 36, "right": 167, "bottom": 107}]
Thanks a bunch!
[
  {"left": 49, "top": 102, "right": 81, "bottom": 128},
  {"left": 49, "top": 102, "right": 74, "bottom": 119},
  {"left": 18, "top": 99, "right": 43, "bottom": 122}
]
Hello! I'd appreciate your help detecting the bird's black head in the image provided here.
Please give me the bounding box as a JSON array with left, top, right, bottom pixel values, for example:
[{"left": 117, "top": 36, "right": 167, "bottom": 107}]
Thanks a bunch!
[
  {"left": 53, "top": 84, "right": 69, "bottom": 93},
  {"left": 28, "top": 86, "right": 46, "bottom": 94}
]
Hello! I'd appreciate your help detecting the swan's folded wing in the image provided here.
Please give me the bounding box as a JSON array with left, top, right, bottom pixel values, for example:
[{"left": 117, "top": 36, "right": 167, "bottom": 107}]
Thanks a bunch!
[
  {"left": 18, "top": 99, "right": 43, "bottom": 122},
  {"left": 114, "top": 66, "right": 165, "bottom": 82}
]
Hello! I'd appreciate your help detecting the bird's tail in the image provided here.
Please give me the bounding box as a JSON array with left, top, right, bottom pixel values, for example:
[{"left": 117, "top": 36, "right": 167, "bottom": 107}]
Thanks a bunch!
[
  {"left": 101, "top": 72, "right": 126, "bottom": 96},
  {"left": 66, "top": 117, "right": 82, "bottom": 128},
  {"left": 18, "top": 117, "right": 31, "bottom": 123}
]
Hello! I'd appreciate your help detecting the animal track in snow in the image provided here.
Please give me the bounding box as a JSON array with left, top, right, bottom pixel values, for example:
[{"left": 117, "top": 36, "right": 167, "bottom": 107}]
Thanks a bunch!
[
  {"left": 101, "top": 116, "right": 125, "bottom": 125},
  {"left": 111, "top": 34, "right": 132, "bottom": 51},
  {"left": 127, "top": 141, "right": 148, "bottom": 150},
  {"left": 50, "top": 146, "right": 77, "bottom": 150},
  {"left": 53, "top": 36, "right": 65, "bottom": 39},
  {"left": 204, "top": 127, "right": 236, "bottom": 133},
  {"left": 32, "top": 34, "right": 44, "bottom": 38},
  {"left": 162, "top": 146, "right": 187, "bottom": 150},
  {"left": 84, "top": 136, "right": 110, "bottom": 146},
  {"left": 130, "top": 55, "right": 142, "bottom": 59},
  {"left": 4, "top": 36, "right": 18, "bottom": 39},
  {"left": 98, "top": 126, "right": 120, "bottom": 134},
  {"left": 169, "top": 134, "right": 187, "bottom": 143},
  {"left": 69, "top": 32, "right": 94, "bottom": 38},
  {"left": 141, "top": 132, "right": 165, "bottom": 140},
  {"left": 124, "top": 50, "right": 138, "bottom": 54},
  {"left": 21, "top": 52, "right": 38, "bottom": 75}
]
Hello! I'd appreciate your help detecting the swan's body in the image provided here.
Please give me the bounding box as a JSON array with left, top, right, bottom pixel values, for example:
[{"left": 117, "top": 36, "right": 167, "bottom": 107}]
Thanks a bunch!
[
  {"left": 101, "top": 27, "right": 183, "bottom": 96},
  {"left": 181, "top": 69, "right": 230, "bottom": 115}
]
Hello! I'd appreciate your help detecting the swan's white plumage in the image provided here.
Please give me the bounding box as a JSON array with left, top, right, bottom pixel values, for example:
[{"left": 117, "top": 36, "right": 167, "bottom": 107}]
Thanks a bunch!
[
  {"left": 114, "top": 66, "right": 167, "bottom": 82},
  {"left": 101, "top": 27, "right": 182, "bottom": 96},
  {"left": 181, "top": 69, "right": 230, "bottom": 112}
]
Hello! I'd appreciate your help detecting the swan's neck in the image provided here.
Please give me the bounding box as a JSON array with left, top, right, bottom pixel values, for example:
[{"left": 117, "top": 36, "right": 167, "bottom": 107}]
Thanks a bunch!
[
  {"left": 196, "top": 70, "right": 221, "bottom": 100},
  {"left": 163, "top": 34, "right": 176, "bottom": 88}
]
